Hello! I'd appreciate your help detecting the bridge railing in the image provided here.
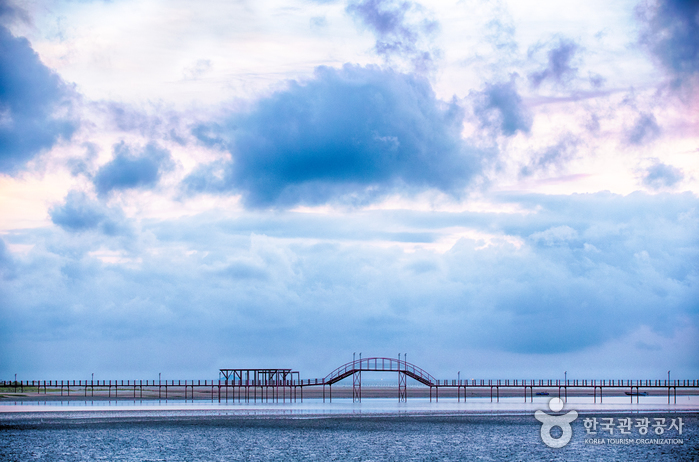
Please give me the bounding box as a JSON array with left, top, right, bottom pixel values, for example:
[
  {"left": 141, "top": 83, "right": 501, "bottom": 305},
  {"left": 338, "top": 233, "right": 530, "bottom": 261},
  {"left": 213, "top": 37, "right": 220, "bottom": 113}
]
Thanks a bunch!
[
  {"left": 429, "top": 379, "right": 699, "bottom": 387},
  {"left": 322, "top": 357, "right": 437, "bottom": 385},
  {"left": 3, "top": 379, "right": 698, "bottom": 388}
]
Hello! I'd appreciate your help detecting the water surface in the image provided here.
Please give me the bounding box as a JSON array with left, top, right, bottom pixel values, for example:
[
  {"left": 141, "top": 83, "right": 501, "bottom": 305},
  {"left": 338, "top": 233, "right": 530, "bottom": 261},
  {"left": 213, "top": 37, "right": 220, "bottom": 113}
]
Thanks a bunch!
[{"left": 1, "top": 398, "right": 696, "bottom": 461}]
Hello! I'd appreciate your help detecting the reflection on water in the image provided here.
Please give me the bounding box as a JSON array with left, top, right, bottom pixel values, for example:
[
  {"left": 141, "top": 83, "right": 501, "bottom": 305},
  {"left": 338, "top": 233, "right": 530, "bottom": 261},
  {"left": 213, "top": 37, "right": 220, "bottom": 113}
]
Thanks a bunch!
[{"left": 1, "top": 396, "right": 698, "bottom": 415}]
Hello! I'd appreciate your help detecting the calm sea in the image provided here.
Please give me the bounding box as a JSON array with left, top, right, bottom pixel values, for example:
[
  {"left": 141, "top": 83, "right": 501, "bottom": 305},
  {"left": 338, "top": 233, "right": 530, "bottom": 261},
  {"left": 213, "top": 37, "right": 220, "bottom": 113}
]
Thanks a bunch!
[{"left": 1, "top": 399, "right": 697, "bottom": 461}]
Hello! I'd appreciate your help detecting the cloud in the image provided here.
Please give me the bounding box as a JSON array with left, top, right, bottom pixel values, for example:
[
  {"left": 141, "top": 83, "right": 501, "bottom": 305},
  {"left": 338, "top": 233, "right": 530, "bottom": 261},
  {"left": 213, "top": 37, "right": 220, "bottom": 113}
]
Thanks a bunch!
[
  {"left": 643, "top": 161, "right": 683, "bottom": 189},
  {"left": 101, "top": 102, "right": 159, "bottom": 135},
  {"left": 627, "top": 112, "right": 661, "bottom": 145},
  {"left": 185, "top": 64, "right": 484, "bottom": 208},
  {"left": 472, "top": 79, "right": 532, "bottom": 136},
  {"left": 528, "top": 38, "right": 579, "bottom": 88},
  {"left": 588, "top": 73, "right": 606, "bottom": 88},
  {"left": 96, "top": 102, "right": 187, "bottom": 146},
  {"left": 0, "top": 0, "right": 29, "bottom": 24},
  {"left": 3, "top": 191, "right": 698, "bottom": 376},
  {"left": 94, "top": 141, "right": 173, "bottom": 196},
  {"left": 519, "top": 136, "right": 578, "bottom": 177},
  {"left": 638, "top": 0, "right": 699, "bottom": 88},
  {"left": 346, "top": 0, "right": 439, "bottom": 73},
  {"left": 310, "top": 16, "right": 328, "bottom": 28},
  {"left": 484, "top": 15, "right": 518, "bottom": 58},
  {"left": 0, "top": 237, "right": 14, "bottom": 280},
  {"left": 50, "top": 190, "right": 130, "bottom": 235},
  {"left": 182, "top": 59, "right": 212, "bottom": 81},
  {"left": 66, "top": 142, "right": 99, "bottom": 177},
  {"left": 529, "top": 225, "right": 578, "bottom": 246},
  {"left": 0, "top": 25, "right": 77, "bottom": 174}
]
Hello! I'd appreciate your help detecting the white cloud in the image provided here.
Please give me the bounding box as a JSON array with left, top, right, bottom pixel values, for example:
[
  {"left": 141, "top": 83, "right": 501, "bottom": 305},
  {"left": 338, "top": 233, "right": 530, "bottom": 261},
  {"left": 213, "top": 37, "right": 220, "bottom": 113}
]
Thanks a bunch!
[
  {"left": 2, "top": 192, "right": 697, "bottom": 377},
  {"left": 529, "top": 225, "right": 578, "bottom": 245}
]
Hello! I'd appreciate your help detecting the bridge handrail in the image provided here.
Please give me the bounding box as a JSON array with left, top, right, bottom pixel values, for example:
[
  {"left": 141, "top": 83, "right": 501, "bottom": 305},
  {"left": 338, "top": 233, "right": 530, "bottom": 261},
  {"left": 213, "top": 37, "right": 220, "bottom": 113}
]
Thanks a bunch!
[{"left": 322, "top": 357, "right": 436, "bottom": 385}]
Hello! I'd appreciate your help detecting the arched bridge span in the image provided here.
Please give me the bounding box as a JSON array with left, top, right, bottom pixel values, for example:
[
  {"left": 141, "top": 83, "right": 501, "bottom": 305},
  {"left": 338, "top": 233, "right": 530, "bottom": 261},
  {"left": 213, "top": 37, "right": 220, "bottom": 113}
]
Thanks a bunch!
[
  {"left": 321, "top": 357, "right": 436, "bottom": 402},
  {"left": 324, "top": 357, "right": 435, "bottom": 386}
]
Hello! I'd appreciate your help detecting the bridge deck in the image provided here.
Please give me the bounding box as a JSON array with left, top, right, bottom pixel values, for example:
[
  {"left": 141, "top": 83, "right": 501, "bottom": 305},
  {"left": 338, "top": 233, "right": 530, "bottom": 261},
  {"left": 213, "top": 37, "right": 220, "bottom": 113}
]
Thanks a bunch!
[{"left": 3, "top": 356, "right": 697, "bottom": 404}]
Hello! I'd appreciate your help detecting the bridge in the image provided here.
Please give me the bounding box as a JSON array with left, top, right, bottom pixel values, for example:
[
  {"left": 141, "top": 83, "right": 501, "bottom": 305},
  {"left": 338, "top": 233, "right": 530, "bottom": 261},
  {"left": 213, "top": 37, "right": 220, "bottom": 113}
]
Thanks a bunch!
[
  {"left": 217, "top": 357, "right": 698, "bottom": 404},
  {"left": 320, "top": 356, "right": 434, "bottom": 402},
  {"left": 3, "top": 356, "right": 698, "bottom": 404}
]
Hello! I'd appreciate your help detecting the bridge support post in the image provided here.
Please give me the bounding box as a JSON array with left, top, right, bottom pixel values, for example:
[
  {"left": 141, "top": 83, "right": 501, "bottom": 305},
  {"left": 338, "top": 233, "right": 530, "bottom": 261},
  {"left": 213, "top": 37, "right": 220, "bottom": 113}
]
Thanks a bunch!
[
  {"left": 398, "top": 372, "right": 407, "bottom": 402},
  {"left": 353, "top": 371, "right": 362, "bottom": 403}
]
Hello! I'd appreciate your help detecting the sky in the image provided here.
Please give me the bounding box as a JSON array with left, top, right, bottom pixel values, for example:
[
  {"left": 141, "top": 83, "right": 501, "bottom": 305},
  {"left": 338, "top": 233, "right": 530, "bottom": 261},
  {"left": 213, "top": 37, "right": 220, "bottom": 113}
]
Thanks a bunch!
[{"left": 0, "top": 0, "right": 697, "bottom": 382}]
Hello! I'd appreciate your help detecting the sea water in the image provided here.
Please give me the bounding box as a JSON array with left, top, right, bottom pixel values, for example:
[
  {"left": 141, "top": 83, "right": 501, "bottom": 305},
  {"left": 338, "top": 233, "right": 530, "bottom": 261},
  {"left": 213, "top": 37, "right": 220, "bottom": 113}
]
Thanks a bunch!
[{"left": 1, "top": 398, "right": 697, "bottom": 461}]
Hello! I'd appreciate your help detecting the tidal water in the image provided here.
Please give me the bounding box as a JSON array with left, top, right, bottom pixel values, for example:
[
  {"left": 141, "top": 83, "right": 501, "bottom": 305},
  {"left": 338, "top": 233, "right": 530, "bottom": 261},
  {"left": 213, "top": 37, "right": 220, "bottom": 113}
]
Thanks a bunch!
[{"left": 1, "top": 399, "right": 697, "bottom": 461}]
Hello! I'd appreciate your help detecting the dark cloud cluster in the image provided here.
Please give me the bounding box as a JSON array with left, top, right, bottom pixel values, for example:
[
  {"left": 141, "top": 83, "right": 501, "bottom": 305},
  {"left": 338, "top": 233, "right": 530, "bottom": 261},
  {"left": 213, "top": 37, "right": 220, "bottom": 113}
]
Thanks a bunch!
[
  {"left": 638, "top": 0, "right": 699, "bottom": 88},
  {"left": 346, "top": 0, "right": 439, "bottom": 73},
  {"left": 472, "top": 80, "right": 532, "bottom": 136},
  {"left": 186, "top": 65, "right": 483, "bottom": 208},
  {"left": 643, "top": 161, "right": 684, "bottom": 189},
  {"left": 528, "top": 38, "right": 579, "bottom": 88},
  {"left": 0, "top": 25, "right": 77, "bottom": 174},
  {"left": 94, "top": 141, "right": 173, "bottom": 196},
  {"left": 50, "top": 190, "right": 129, "bottom": 235}
]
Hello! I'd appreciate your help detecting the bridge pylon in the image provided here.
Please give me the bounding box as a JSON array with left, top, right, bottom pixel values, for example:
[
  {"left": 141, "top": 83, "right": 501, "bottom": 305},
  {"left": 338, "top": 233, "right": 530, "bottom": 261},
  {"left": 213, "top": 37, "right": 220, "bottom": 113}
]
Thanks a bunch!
[
  {"left": 398, "top": 371, "right": 407, "bottom": 402},
  {"left": 353, "top": 370, "right": 361, "bottom": 402}
]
